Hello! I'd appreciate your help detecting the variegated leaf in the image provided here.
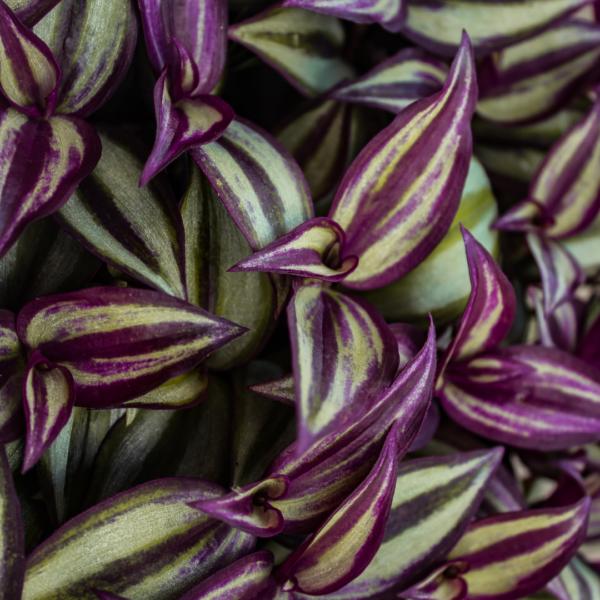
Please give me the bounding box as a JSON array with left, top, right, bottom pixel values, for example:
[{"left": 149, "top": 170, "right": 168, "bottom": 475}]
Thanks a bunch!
[
  {"left": 0, "top": 309, "right": 24, "bottom": 443},
  {"left": 5, "top": 0, "right": 61, "bottom": 27},
  {"left": 33, "top": 0, "right": 138, "bottom": 118},
  {"left": 329, "top": 32, "right": 477, "bottom": 289},
  {"left": 56, "top": 125, "right": 187, "bottom": 300},
  {"left": 228, "top": 7, "right": 354, "bottom": 97},
  {"left": 547, "top": 557, "right": 600, "bottom": 600},
  {"left": 400, "top": 0, "right": 594, "bottom": 57},
  {"left": 22, "top": 478, "right": 256, "bottom": 600},
  {"left": 17, "top": 287, "right": 246, "bottom": 408},
  {"left": 248, "top": 373, "right": 295, "bottom": 406},
  {"left": 0, "top": 105, "right": 101, "bottom": 260},
  {"left": 329, "top": 47, "right": 448, "bottom": 114},
  {"left": 182, "top": 161, "right": 275, "bottom": 371}
]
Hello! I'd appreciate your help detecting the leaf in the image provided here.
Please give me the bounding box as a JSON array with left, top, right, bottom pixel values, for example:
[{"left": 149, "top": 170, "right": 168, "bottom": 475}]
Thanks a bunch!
[
  {"left": 5, "top": 0, "right": 62, "bottom": 27},
  {"left": 22, "top": 478, "right": 256, "bottom": 600},
  {"left": 0, "top": 0, "right": 59, "bottom": 118},
  {"left": 228, "top": 7, "right": 354, "bottom": 97},
  {"left": 356, "top": 157, "right": 499, "bottom": 328},
  {"left": 390, "top": 322, "right": 426, "bottom": 370},
  {"left": 287, "top": 279, "right": 398, "bottom": 455},
  {"left": 329, "top": 47, "right": 448, "bottom": 114},
  {"left": 0, "top": 105, "right": 101, "bottom": 260},
  {"left": 22, "top": 349, "right": 75, "bottom": 472},
  {"left": 181, "top": 161, "right": 275, "bottom": 370},
  {"left": 33, "top": 0, "right": 138, "bottom": 117},
  {"left": 17, "top": 287, "right": 246, "bottom": 408},
  {"left": 400, "top": 0, "right": 593, "bottom": 57},
  {"left": 248, "top": 373, "right": 295, "bottom": 406},
  {"left": 229, "top": 217, "right": 358, "bottom": 282},
  {"left": 477, "top": 20, "right": 600, "bottom": 125},
  {"left": 55, "top": 125, "right": 187, "bottom": 300},
  {"left": 546, "top": 557, "right": 600, "bottom": 600},
  {"left": 329, "top": 32, "right": 477, "bottom": 289}
]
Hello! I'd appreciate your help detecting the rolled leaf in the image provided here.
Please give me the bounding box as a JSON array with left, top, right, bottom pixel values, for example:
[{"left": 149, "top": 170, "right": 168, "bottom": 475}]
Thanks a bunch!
[
  {"left": 22, "top": 478, "right": 256, "bottom": 600},
  {"left": 0, "top": 309, "right": 24, "bottom": 443},
  {"left": 22, "top": 349, "right": 75, "bottom": 472},
  {"left": 275, "top": 99, "right": 360, "bottom": 210},
  {"left": 329, "top": 47, "right": 448, "bottom": 114},
  {"left": 495, "top": 101, "right": 600, "bottom": 238},
  {"left": 5, "top": 0, "right": 62, "bottom": 27},
  {"left": 0, "top": 0, "right": 58, "bottom": 118},
  {"left": 140, "top": 71, "right": 235, "bottom": 186},
  {"left": 176, "top": 551, "right": 274, "bottom": 600},
  {"left": 440, "top": 345, "right": 600, "bottom": 450},
  {"left": 403, "top": 497, "right": 591, "bottom": 600},
  {"left": 228, "top": 7, "right": 354, "bottom": 97},
  {"left": 230, "top": 217, "right": 358, "bottom": 282},
  {"left": 248, "top": 373, "right": 295, "bottom": 406},
  {"left": 0, "top": 106, "right": 101, "bottom": 260},
  {"left": 400, "top": 0, "right": 594, "bottom": 57},
  {"left": 17, "top": 287, "right": 246, "bottom": 408},
  {"left": 287, "top": 279, "right": 399, "bottom": 455},
  {"left": 137, "top": 0, "right": 227, "bottom": 95},
  {"left": 56, "top": 125, "right": 187, "bottom": 300},
  {"left": 269, "top": 322, "right": 436, "bottom": 534},
  {"left": 310, "top": 449, "right": 503, "bottom": 600},
  {"left": 329, "top": 32, "right": 477, "bottom": 290},
  {"left": 527, "top": 233, "right": 585, "bottom": 314},
  {"left": 190, "top": 476, "right": 289, "bottom": 537},
  {"left": 181, "top": 161, "right": 275, "bottom": 370},
  {"left": 356, "top": 157, "right": 499, "bottom": 328},
  {"left": 477, "top": 21, "right": 600, "bottom": 125},
  {"left": 33, "top": 0, "right": 138, "bottom": 118},
  {"left": 0, "top": 446, "right": 24, "bottom": 599},
  {"left": 280, "top": 423, "right": 399, "bottom": 595}
]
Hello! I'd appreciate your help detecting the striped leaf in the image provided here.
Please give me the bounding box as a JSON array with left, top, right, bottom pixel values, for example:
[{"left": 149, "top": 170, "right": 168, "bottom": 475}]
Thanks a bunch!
[
  {"left": 0, "top": 446, "right": 24, "bottom": 599},
  {"left": 0, "top": 0, "right": 58, "bottom": 118},
  {"left": 176, "top": 551, "right": 274, "bottom": 600},
  {"left": 230, "top": 217, "right": 358, "bottom": 282},
  {"left": 181, "top": 161, "right": 275, "bottom": 370},
  {"left": 191, "top": 476, "right": 289, "bottom": 537},
  {"left": 547, "top": 557, "right": 600, "bottom": 600},
  {"left": 440, "top": 345, "right": 600, "bottom": 450},
  {"left": 527, "top": 233, "right": 585, "bottom": 314},
  {"left": 437, "top": 227, "right": 516, "bottom": 377},
  {"left": 329, "top": 32, "right": 477, "bottom": 290},
  {"left": 390, "top": 323, "right": 426, "bottom": 371},
  {"left": 495, "top": 101, "right": 600, "bottom": 238},
  {"left": 0, "top": 106, "right": 101, "bottom": 260},
  {"left": 287, "top": 279, "right": 399, "bottom": 454},
  {"left": 22, "top": 478, "right": 256, "bottom": 600},
  {"left": 275, "top": 99, "right": 360, "bottom": 208},
  {"left": 356, "top": 158, "right": 499, "bottom": 327},
  {"left": 140, "top": 70, "right": 234, "bottom": 186},
  {"left": 5, "top": 0, "right": 62, "bottom": 27},
  {"left": 17, "top": 287, "right": 246, "bottom": 408},
  {"left": 280, "top": 423, "right": 399, "bottom": 596},
  {"left": 329, "top": 47, "right": 448, "bottom": 114},
  {"left": 300, "top": 449, "right": 503, "bottom": 600},
  {"left": 22, "top": 349, "right": 75, "bottom": 472},
  {"left": 0, "top": 216, "right": 100, "bottom": 312},
  {"left": 402, "top": 498, "right": 591, "bottom": 600},
  {"left": 93, "top": 592, "right": 128, "bottom": 600},
  {"left": 400, "top": 0, "right": 593, "bottom": 57},
  {"left": 477, "top": 20, "right": 600, "bottom": 125},
  {"left": 33, "top": 0, "right": 138, "bottom": 118},
  {"left": 269, "top": 323, "right": 436, "bottom": 534},
  {"left": 56, "top": 125, "right": 187, "bottom": 300},
  {"left": 191, "top": 117, "right": 313, "bottom": 313},
  {"left": 228, "top": 7, "right": 354, "bottom": 97},
  {"left": 279, "top": 0, "right": 405, "bottom": 30},
  {"left": 249, "top": 373, "right": 295, "bottom": 406}
]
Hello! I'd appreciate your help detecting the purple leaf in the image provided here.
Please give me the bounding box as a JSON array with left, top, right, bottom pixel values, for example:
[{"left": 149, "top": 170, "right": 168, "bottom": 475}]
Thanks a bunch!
[
  {"left": 0, "top": 0, "right": 59, "bottom": 118},
  {"left": 329, "top": 47, "right": 448, "bottom": 114},
  {"left": 579, "top": 310, "right": 600, "bottom": 368},
  {"left": 389, "top": 322, "right": 426, "bottom": 371},
  {"left": 140, "top": 70, "right": 234, "bottom": 186},
  {"left": 546, "top": 557, "right": 600, "bottom": 600},
  {"left": 229, "top": 217, "right": 358, "bottom": 282},
  {"left": 177, "top": 551, "right": 275, "bottom": 600},
  {"left": 22, "top": 349, "right": 75, "bottom": 472},
  {"left": 17, "top": 287, "right": 247, "bottom": 408},
  {"left": 92, "top": 590, "right": 129, "bottom": 600},
  {"left": 408, "top": 400, "right": 440, "bottom": 452},
  {"left": 0, "top": 105, "right": 101, "bottom": 260},
  {"left": 190, "top": 476, "right": 289, "bottom": 537},
  {"left": 279, "top": 422, "right": 399, "bottom": 595},
  {"left": 287, "top": 279, "right": 399, "bottom": 455},
  {"left": 329, "top": 32, "right": 477, "bottom": 290},
  {"left": 248, "top": 373, "right": 295, "bottom": 406},
  {"left": 6, "top": 0, "right": 62, "bottom": 27}
]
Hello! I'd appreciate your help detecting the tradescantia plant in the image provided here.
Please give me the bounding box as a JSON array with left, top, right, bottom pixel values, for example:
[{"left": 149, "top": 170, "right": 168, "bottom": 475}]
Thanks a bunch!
[{"left": 3, "top": 0, "right": 600, "bottom": 598}]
